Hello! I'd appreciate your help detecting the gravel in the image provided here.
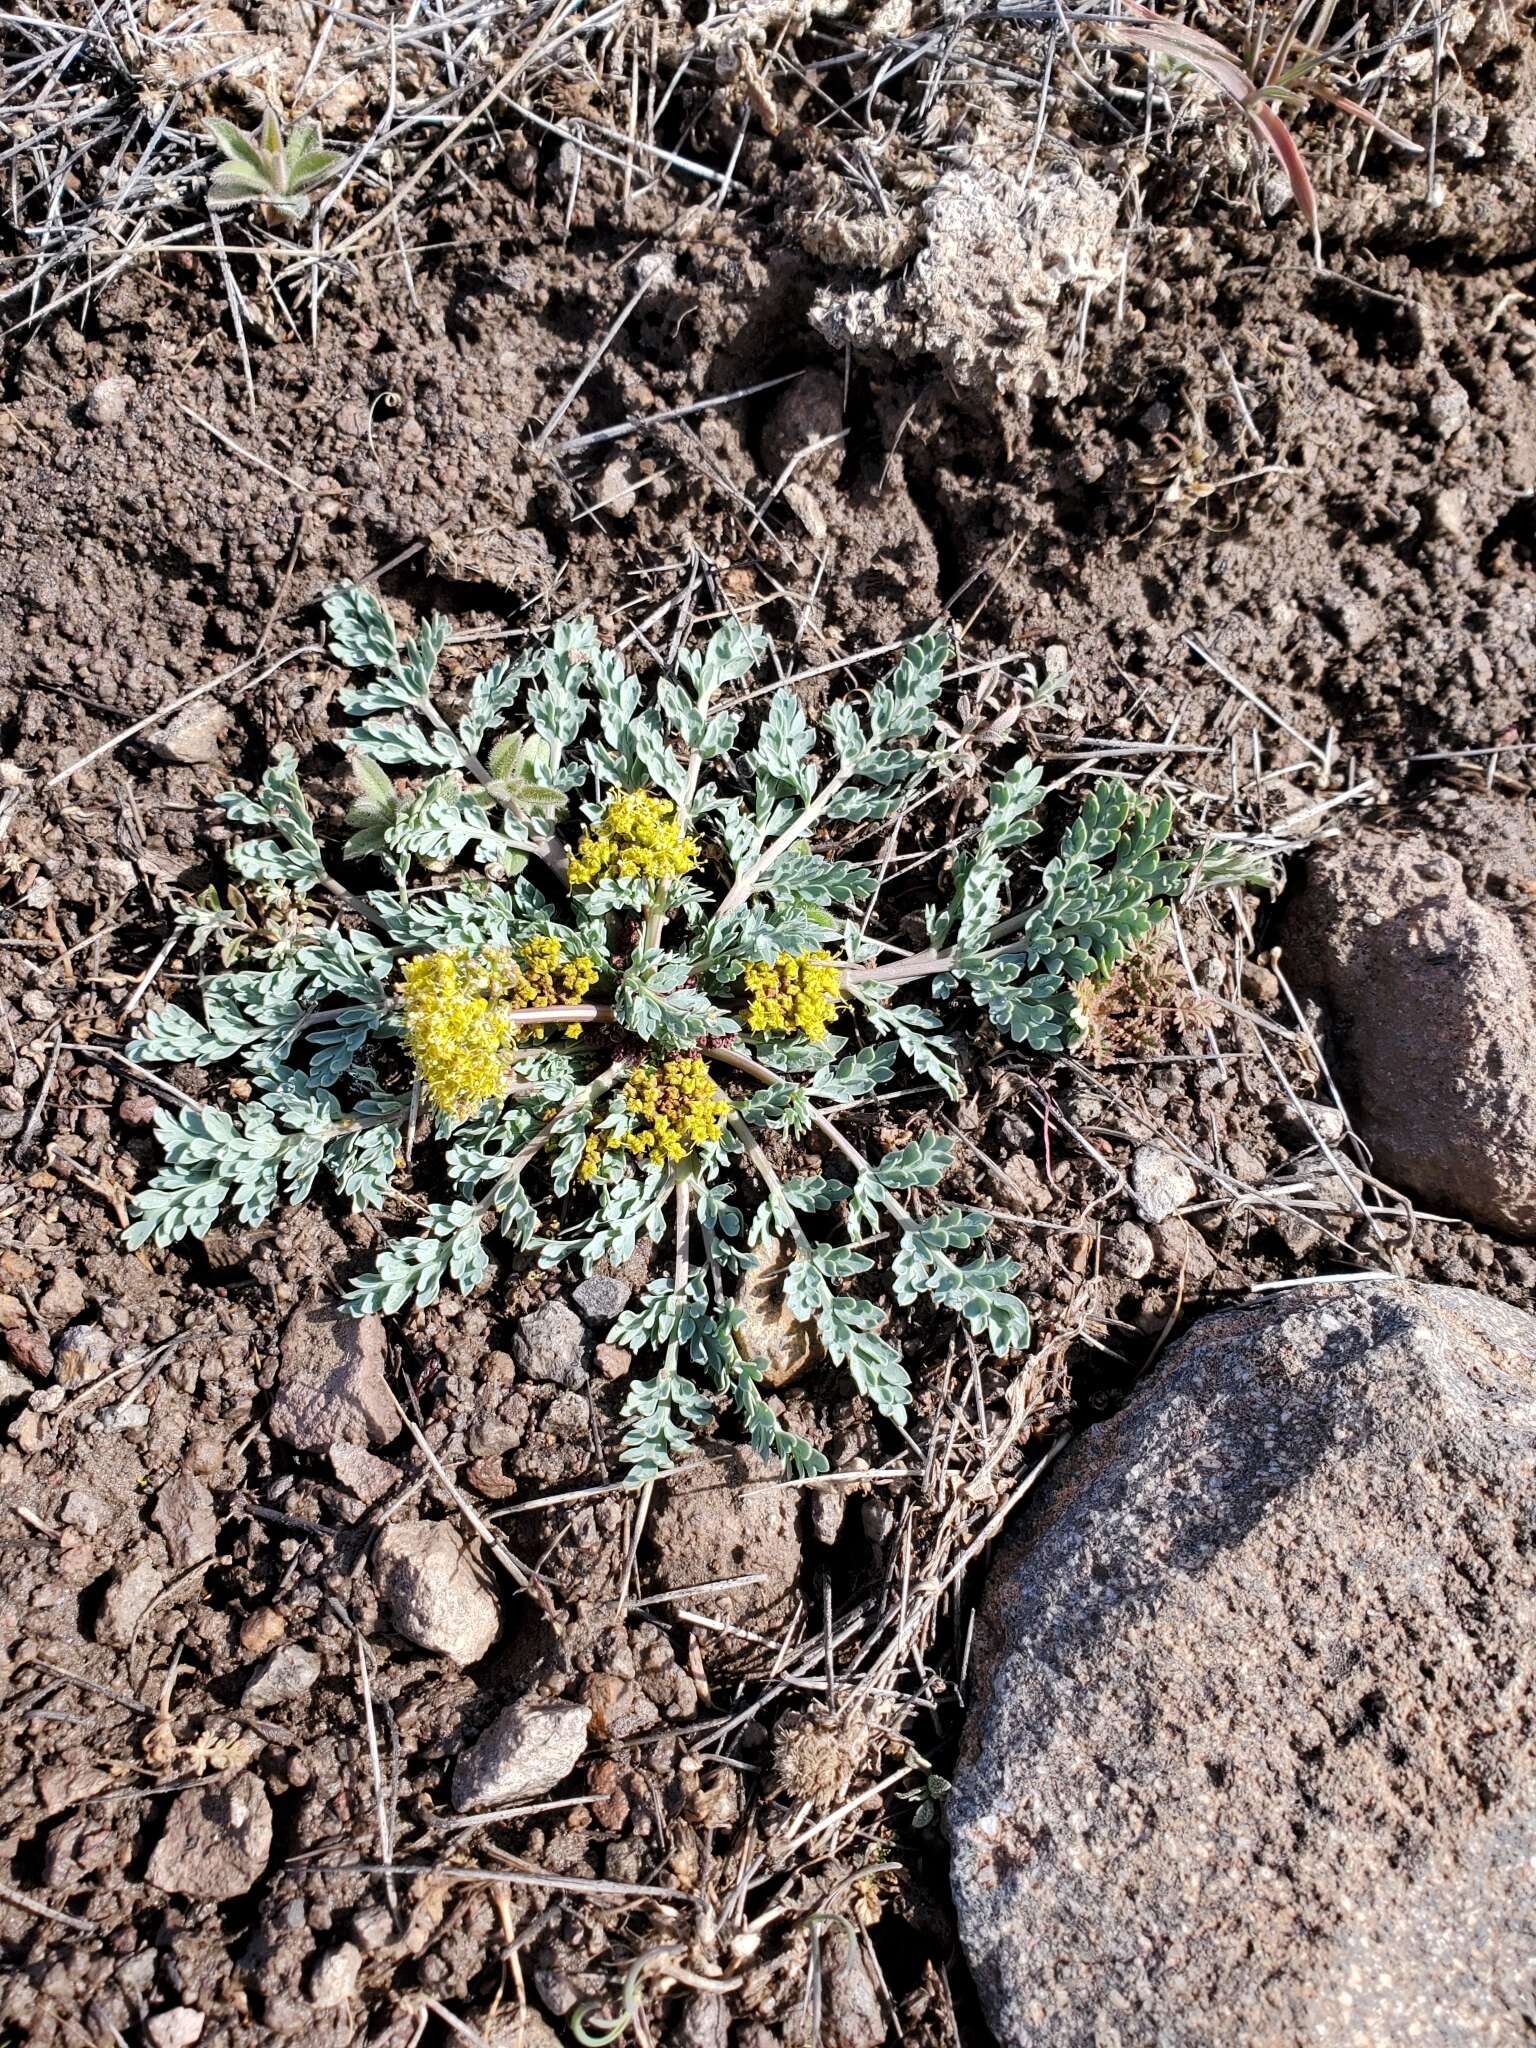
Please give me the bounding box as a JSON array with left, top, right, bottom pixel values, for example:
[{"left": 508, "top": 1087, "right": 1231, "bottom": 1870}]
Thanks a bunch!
[
  {"left": 372, "top": 1519, "right": 500, "bottom": 1665},
  {"left": 451, "top": 1698, "right": 591, "bottom": 1811}
]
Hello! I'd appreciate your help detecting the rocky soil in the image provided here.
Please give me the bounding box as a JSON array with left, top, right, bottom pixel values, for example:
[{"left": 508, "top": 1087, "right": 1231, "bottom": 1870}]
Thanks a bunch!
[{"left": 2, "top": 0, "right": 1535, "bottom": 2043}]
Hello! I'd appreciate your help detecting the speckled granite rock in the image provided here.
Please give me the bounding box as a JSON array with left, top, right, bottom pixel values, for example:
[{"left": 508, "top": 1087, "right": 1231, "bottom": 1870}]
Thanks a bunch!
[{"left": 950, "top": 1281, "right": 1536, "bottom": 2048}]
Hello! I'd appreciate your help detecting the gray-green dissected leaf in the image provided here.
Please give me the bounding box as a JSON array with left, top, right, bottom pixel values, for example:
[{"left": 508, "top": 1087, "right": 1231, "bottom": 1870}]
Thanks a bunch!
[
  {"left": 749, "top": 689, "right": 818, "bottom": 805},
  {"left": 770, "top": 846, "right": 874, "bottom": 906},
  {"left": 341, "top": 1202, "right": 486, "bottom": 1314},
  {"left": 615, "top": 951, "right": 738, "bottom": 1050},
  {"left": 620, "top": 1358, "right": 715, "bottom": 1481},
  {"left": 219, "top": 748, "right": 325, "bottom": 893},
  {"left": 323, "top": 583, "right": 398, "bottom": 670},
  {"left": 875, "top": 1134, "right": 954, "bottom": 1189},
  {"left": 860, "top": 997, "right": 963, "bottom": 1100},
  {"left": 460, "top": 657, "right": 537, "bottom": 752},
  {"left": 809, "top": 1041, "right": 898, "bottom": 1105}
]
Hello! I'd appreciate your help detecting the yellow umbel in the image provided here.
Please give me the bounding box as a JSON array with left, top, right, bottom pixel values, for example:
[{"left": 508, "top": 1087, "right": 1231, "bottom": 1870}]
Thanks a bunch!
[
  {"left": 577, "top": 1055, "right": 728, "bottom": 1181},
  {"left": 400, "top": 938, "right": 599, "bottom": 1116},
  {"left": 506, "top": 934, "right": 598, "bottom": 1040},
  {"left": 742, "top": 951, "right": 843, "bottom": 1042},
  {"left": 567, "top": 789, "right": 697, "bottom": 890},
  {"left": 620, "top": 1055, "right": 729, "bottom": 1166},
  {"left": 399, "top": 950, "right": 517, "bottom": 1121}
]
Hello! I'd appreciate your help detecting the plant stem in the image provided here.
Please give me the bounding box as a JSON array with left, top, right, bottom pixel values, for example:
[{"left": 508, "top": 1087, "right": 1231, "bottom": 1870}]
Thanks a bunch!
[
  {"left": 842, "top": 950, "right": 947, "bottom": 988},
  {"left": 641, "top": 894, "right": 668, "bottom": 952},
  {"left": 705, "top": 1044, "right": 914, "bottom": 1230},
  {"left": 320, "top": 873, "right": 384, "bottom": 928},
  {"left": 673, "top": 1175, "right": 693, "bottom": 1295},
  {"left": 491, "top": 1060, "right": 626, "bottom": 1191},
  {"left": 715, "top": 764, "right": 855, "bottom": 922},
  {"left": 727, "top": 1114, "right": 813, "bottom": 1254},
  {"left": 502, "top": 1002, "right": 615, "bottom": 1031},
  {"left": 843, "top": 921, "right": 1037, "bottom": 989}
]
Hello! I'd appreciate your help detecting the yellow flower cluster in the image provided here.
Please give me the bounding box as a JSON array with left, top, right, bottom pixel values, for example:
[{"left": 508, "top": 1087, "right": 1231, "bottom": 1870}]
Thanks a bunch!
[
  {"left": 399, "top": 950, "right": 518, "bottom": 1121},
  {"left": 505, "top": 933, "right": 598, "bottom": 1040},
  {"left": 577, "top": 1055, "right": 728, "bottom": 1180},
  {"left": 568, "top": 789, "right": 697, "bottom": 890},
  {"left": 742, "top": 951, "right": 843, "bottom": 1041},
  {"left": 400, "top": 938, "right": 599, "bottom": 1117}
]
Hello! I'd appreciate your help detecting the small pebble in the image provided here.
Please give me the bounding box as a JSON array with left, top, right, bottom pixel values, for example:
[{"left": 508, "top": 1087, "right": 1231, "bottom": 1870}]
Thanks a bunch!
[
  {"left": 1130, "top": 1145, "right": 1198, "bottom": 1224},
  {"left": 451, "top": 1699, "right": 591, "bottom": 1811},
  {"left": 1426, "top": 385, "right": 1471, "bottom": 441},
  {"left": 1240, "top": 962, "right": 1280, "bottom": 1007},
  {"left": 308, "top": 1942, "right": 363, "bottom": 2008},
  {"left": 240, "top": 1606, "right": 286, "bottom": 1655},
  {"left": 84, "top": 374, "right": 135, "bottom": 426},
  {"left": 373, "top": 1520, "right": 500, "bottom": 1665},
  {"left": 1106, "top": 1221, "right": 1155, "bottom": 1280},
  {"left": 571, "top": 1274, "right": 633, "bottom": 1324},
  {"left": 1225, "top": 1143, "right": 1269, "bottom": 1187},
  {"left": 97, "top": 1400, "right": 150, "bottom": 1431},
  {"left": 150, "top": 700, "right": 230, "bottom": 767},
  {"left": 147, "top": 2011, "right": 204, "bottom": 2048},
  {"left": 1282, "top": 1101, "right": 1347, "bottom": 1148}
]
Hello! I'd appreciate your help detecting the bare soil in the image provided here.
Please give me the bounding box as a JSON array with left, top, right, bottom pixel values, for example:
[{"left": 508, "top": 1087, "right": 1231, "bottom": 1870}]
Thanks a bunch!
[{"left": 2, "top": 7, "right": 1535, "bottom": 2045}]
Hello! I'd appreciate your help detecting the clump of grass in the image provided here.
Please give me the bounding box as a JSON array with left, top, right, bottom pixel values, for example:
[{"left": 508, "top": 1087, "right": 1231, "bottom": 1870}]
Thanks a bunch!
[{"left": 1102, "top": 0, "right": 1427, "bottom": 235}]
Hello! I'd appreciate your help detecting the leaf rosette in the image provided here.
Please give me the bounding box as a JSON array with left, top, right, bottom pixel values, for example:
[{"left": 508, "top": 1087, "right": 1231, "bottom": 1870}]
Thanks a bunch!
[{"left": 126, "top": 586, "right": 1263, "bottom": 1479}]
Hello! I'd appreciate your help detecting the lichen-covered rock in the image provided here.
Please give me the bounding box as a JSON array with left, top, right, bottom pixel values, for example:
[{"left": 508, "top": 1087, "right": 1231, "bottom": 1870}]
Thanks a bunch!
[
  {"left": 1285, "top": 830, "right": 1536, "bottom": 1235},
  {"left": 242, "top": 1642, "right": 321, "bottom": 1710},
  {"left": 950, "top": 1281, "right": 1536, "bottom": 2047},
  {"left": 570, "top": 1274, "right": 632, "bottom": 1325},
  {"left": 1129, "top": 1142, "right": 1197, "bottom": 1223},
  {"left": 809, "top": 116, "right": 1116, "bottom": 430}
]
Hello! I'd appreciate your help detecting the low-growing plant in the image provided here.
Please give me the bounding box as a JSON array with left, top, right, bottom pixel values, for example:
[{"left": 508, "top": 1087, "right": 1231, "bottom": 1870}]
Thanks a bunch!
[
  {"left": 205, "top": 108, "right": 341, "bottom": 224},
  {"left": 125, "top": 588, "right": 1261, "bottom": 1479}
]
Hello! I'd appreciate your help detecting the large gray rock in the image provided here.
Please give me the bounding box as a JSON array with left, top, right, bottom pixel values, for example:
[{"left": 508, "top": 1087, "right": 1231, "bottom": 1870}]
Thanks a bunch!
[
  {"left": 1285, "top": 831, "right": 1536, "bottom": 1236},
  {"left": 950, "top": 1281, "right": 1536, "bottom": 2048}
]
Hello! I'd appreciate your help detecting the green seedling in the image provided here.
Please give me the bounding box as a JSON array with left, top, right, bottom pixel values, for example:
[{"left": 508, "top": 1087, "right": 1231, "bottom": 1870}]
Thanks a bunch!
[{"left": 205, "top": 109, "right": 341, "bottom": 224}]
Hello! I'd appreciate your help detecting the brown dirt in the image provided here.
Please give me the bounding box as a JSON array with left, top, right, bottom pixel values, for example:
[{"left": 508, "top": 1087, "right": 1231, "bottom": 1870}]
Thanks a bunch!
[{"left": 2, "top": 5, "right": 1536, "bottom": 2044}]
